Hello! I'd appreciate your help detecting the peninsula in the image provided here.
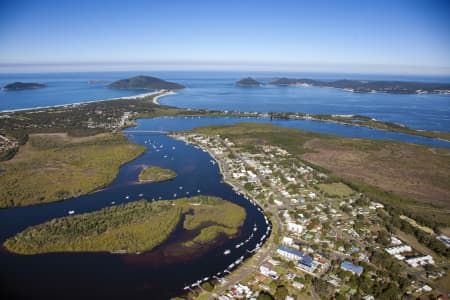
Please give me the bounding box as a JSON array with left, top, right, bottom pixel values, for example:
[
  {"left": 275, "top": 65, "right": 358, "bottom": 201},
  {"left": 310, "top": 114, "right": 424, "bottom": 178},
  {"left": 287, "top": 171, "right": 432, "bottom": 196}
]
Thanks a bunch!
[
  {"left": 268, "top": 77, "right": 450, "bottom": 94},
  {"left": 108, "top": 75, "right": 185, "bottom": 90},
  {"left": 2, "top": 82, "right": 46, "bottom": 91},
  {"left": 3, "top": 196, "right": 246, "bottom": 255}
]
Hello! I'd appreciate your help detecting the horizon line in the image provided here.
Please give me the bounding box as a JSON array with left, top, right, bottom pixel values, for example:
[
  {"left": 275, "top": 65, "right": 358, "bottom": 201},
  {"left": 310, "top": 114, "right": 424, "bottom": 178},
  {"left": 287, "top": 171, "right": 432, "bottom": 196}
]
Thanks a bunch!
[{"left": 0, "top": 62, "right": 450, "bottom": 77}]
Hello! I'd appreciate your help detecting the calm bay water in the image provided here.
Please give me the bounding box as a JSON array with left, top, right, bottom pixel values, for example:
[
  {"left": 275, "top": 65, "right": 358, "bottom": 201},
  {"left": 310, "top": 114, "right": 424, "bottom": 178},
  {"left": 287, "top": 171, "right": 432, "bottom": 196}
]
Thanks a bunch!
[
  {"left": 136, "top": 116, "right": 450, "bottom": 148},
  {"left": 0, "top": 124, "right": 270, "bottom": 300},
  {"left": 1, "top": 71, "right": 449, "bottom": 132}
]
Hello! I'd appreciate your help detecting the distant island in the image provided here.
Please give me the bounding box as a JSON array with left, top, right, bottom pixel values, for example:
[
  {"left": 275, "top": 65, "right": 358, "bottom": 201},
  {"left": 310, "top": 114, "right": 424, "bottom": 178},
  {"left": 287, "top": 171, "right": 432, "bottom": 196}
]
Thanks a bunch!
[
  {"left": 3, "top": 196, "right": 246, "bottom": 254},
  {"left": 108, "top": 75, "right": 185, "bottom": 90},
  {"left": 138, "top": 166, "right": 177, "bottom": 183},
  {"left": 88, "top": 80, "right": 109, "bottom": 84},
  {"left": 268, "top": 78, "right": 450, "bottom": 94},
  {"left": 235, "top": 77, "right": 262, "bottom": 87},
  {"left": 2, "top": 82, "right": 46, "bottom": 91}
]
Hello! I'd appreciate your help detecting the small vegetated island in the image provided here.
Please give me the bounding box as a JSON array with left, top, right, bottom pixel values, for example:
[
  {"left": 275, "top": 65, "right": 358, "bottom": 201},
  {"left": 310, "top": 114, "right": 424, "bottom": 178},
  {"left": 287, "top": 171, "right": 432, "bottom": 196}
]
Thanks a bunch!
[
  {"left": 235, "top": 77, "right": 262, "bottom": 87},
  {"left": 4, "top": 196, "right": 246, "bottom": 255},
  {"left": 138, "top": 166, "right": 177, "bottom": 183},
  {"left": 2, "top": 82, "right": 47, "bottom": 91},
  {"left": 108, "top": 75, "right": 185, "bottom": 90}
]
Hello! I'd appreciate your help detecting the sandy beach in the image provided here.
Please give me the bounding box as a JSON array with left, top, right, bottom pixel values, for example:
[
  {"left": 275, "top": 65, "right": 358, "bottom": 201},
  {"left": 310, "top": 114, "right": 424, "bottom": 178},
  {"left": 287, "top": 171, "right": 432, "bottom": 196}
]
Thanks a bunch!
[
  {"left": 152, "top": 90, "right": 176, "bottom": 105},
  {"left": 0, "top": 90, "right": 175, "bottom": 113}
]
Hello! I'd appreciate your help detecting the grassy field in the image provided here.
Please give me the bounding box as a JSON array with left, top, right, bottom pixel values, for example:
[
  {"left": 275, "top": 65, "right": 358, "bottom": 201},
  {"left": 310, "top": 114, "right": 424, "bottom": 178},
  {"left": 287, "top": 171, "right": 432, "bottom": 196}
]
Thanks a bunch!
[
  {"left": 317, "top": 182, "right": 354, "bottom": 197},
  {"left": 138, "top": 166, "right": 177, "bottom": 182},
  {"left": 0, "top": 133, "right": 146, "bottom": 208},
  {"left": 191, "top": 122, "right": 450, "bottom": 229},
  {"left": 4, "top": 196, "right": 246, "bottom": 255}
]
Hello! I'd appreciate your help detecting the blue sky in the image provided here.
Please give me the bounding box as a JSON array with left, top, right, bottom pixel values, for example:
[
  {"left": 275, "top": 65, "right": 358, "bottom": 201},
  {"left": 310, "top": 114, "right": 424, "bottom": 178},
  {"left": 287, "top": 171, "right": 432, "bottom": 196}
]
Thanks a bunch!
[{"left": 0, "top": 0, "right": 449, "bottom": 74}]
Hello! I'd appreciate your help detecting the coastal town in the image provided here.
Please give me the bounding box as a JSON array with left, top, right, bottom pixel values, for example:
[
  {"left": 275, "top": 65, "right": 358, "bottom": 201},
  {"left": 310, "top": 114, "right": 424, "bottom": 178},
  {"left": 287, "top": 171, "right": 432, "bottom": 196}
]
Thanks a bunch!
[{"left": 173, "top": 132, "right": 450, "bottom": 300}]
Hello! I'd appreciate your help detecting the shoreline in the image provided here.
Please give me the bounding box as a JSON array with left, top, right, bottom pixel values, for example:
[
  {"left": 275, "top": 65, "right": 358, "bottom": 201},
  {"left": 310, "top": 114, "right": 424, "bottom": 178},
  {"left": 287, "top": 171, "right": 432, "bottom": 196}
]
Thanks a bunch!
[
  {"left": 152, "top": 90, "right": 176, "bottom": 105},
  {"left": 1, "top": 86, "right": 448, "bottom": 144},
  {"left": 0, "top": 90, "right": 162, "bottom": 113}
]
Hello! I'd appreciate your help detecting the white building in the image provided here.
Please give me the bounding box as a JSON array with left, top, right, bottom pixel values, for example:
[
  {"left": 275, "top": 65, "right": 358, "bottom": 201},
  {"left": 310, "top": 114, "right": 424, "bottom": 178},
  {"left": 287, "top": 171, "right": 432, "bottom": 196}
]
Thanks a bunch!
[
  {"left": 259, "top": 265, "right": 278, "bottom": 279},
  {"left": 308, "top": 192, "right": 316, "bottom": 199},
  {"left": 385, "top": 245, "right": 412, "bottom": 255},
  {"left": 287, "top": 222, "right": 303, "bottom": 234},
  {"left": 274, "top": 200, "right": 283, "bottom": 206},
  {"left": 390, "top": 236, "right": 402, "bottom": 245},
  {"left": 282, "top": 236, "right": 294, "bottom": 246},
  {"left": 405, "top": 255, "right": 434, "bottom": 268},
  {"left": 277, "top": 246, "right": 303, "bottom": 261}
]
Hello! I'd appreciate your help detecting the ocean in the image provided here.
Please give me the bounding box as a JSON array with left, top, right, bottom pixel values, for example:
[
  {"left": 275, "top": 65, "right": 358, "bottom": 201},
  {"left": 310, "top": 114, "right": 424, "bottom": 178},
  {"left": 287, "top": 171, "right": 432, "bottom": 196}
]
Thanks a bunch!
[{"left": 1, "top": 71, "right": 449, "bottom": 131}]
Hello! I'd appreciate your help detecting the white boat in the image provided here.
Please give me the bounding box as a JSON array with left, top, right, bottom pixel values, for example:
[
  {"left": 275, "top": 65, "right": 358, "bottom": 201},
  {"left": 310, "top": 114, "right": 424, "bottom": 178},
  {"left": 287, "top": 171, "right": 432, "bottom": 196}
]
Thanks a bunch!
[
  {"left": 68, "top": 210, "right": 75, "bottom": 215},
  {"left": 224, "top": 249, "right": 231, "bottom": 255},
  {"left": 125, "top": 195, "right": 130, "bottom": 199},
  {"left": 197, "top": 189, "right": 201, "bottom": 193},
  {"left": 138, "top": 193, "right": 144, "bottom": 197},
  {"left": 111, "top": 201, "right": 115, "bottom": 205}
]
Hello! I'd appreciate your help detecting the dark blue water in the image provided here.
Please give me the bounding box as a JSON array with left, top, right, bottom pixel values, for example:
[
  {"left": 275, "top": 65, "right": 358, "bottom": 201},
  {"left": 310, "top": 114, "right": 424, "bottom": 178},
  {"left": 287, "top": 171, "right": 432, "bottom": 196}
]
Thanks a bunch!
[
  {"left": 132, "top": 116, "right": 450, "bottom": 148},
  {"left": 1, "top": 71, "right": 449, "bottom": 132},
  {"left": 0, "top": 129, "right": 270, "bottom": 300}
]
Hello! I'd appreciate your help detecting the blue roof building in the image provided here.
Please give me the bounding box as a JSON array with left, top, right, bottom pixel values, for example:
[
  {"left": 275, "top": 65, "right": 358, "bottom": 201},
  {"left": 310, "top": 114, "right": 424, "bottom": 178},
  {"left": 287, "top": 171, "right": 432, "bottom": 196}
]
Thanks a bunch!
[
  {"left": 340, "top": 261, "right": 363, "bottom": 275},
  {"left": 299, "top": 254, "right": 313, "bottom": 268},
  {"left": 277, "top": 246, "right": 304, "bottom": 260}
]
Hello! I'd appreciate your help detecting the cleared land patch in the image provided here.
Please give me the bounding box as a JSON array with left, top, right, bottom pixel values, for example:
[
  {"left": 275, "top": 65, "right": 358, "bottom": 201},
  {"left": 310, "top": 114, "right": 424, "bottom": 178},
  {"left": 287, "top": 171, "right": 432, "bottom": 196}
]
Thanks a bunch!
[{"left": 317, "top": 182, "right": 354, "bottom": 197}]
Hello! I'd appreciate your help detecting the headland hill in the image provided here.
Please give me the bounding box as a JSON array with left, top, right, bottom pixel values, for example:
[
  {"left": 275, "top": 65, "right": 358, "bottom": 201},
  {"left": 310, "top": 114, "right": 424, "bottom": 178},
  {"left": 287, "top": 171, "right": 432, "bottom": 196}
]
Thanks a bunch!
[
  {"left": 235, "top": 77, "right": 450, "bottom": 94},
  {"left": 107, "top": 75, "right": 185, "bottom": 90},
  {"left": 2, "top": 82, "right": 47, "bottom": 91}
]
